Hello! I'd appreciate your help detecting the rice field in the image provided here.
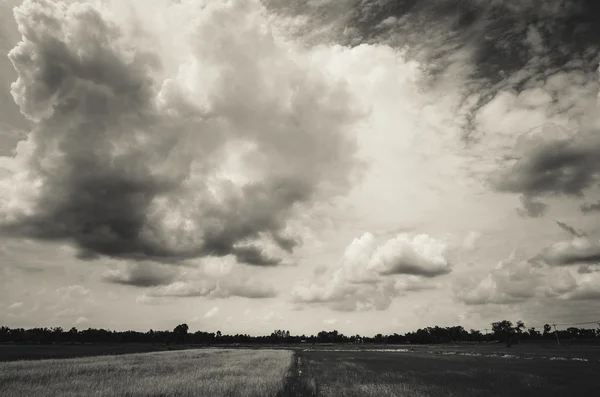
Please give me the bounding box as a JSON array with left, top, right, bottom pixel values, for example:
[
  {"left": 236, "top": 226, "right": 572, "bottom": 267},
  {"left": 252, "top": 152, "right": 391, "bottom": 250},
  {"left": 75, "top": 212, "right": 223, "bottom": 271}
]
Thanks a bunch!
[
  {"left": 1, "top": 346, "right": 598, "bottom": 396},
  {"left": 0, "top": 349, "right": 293, "bottom": 397},
  {"left": 286, "top": 349, "right": 600, "bottom": 397}
]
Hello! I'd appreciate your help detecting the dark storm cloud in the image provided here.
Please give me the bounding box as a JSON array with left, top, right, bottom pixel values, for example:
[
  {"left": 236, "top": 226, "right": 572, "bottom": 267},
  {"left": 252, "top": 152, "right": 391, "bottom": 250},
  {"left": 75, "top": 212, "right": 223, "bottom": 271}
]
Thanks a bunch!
[
  {"left": 339, "top": 0, "right": 600, "bottom": 206},
  {"left": 268, "top": 1, "right": 600, "bottom": 82},
  {"left": 0, "top": 0, "right": 362, "bottom": 264},
  {"left": 266, "top": 0, "right": 600, "bottom": 161}
]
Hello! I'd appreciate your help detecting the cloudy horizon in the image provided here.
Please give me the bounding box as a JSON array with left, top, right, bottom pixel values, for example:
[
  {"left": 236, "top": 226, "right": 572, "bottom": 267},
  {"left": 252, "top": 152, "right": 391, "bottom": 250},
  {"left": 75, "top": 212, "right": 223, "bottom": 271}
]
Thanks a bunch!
[{"left": 1, "top": 0, "right": 600, "bottom": 336}]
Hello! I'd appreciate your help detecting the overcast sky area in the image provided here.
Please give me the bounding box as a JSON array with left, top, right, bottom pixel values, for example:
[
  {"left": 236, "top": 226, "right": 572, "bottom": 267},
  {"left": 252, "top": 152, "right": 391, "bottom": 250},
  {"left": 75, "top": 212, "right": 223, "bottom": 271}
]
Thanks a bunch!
[{"left": 1, "top": 0, "right": 600, "bottom": 335}]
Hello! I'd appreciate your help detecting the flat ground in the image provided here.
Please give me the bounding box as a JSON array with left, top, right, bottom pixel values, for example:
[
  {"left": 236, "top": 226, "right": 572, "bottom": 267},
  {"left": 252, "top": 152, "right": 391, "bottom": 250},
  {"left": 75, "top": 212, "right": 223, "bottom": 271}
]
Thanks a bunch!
[
  {"left": 285, "top": 349, "right": 600, "bottom": 397},
  {"left": 0, "top": 343, "right": 193, "bottom": 362},
  {"left": 0, "top": 349, "right": 293, "bottom": 397},
  {"left": 1, "top": 345, "right": 598, "bottom": 396}
]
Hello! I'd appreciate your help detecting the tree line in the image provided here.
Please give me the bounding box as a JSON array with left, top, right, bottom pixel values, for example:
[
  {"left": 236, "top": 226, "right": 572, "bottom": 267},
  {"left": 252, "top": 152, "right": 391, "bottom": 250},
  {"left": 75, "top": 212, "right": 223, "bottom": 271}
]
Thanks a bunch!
[{"left": 1, "top": 320, "right": 598, "bottom": 346}]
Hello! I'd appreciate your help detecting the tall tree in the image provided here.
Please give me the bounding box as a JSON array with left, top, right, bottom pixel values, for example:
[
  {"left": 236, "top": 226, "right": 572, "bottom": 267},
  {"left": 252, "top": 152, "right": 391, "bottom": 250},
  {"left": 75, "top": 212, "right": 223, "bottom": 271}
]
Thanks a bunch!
[{"left": 173, "top": 324, "right": 189, "bottom": 344}]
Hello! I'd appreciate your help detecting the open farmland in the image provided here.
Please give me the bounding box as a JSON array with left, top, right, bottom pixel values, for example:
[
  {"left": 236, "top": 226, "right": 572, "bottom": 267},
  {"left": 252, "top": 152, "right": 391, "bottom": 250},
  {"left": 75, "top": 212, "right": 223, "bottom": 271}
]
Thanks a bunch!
[
  {"left": 0, "top": 349, "right": 292, "bottom": 397},
  {"left": 0, "top": 343, "right": 196, "bottom": 362},
  {"left": 1, "top": 346, "right": 599, "bottom": 396},
  {"left": 286, "top": 349, "right": 600, "bottom": 397}
]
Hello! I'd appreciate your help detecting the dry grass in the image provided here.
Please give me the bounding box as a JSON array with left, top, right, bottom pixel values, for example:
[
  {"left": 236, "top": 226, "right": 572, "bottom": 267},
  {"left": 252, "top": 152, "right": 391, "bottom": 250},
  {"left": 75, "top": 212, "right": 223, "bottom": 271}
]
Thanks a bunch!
[{"left": 0, "top": 348, "right": 293, "bottom": 397}]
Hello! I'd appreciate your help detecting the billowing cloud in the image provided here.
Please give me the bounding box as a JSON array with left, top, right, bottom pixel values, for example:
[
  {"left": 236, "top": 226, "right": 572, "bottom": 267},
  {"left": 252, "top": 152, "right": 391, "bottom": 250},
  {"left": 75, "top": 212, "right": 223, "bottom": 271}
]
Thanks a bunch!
[
  {"left": 230, "top": 245, "right": 282, "bottom": 267},
  {"left": 369, "top": 234, "right": 451, "bottom": 277},
  {"left": 0, "top": 0, "right": 363, "bottom": 265},
  {"left": 537, "top": 237, "right": 600, "bottom": 267},
  {"left": 291, "top": 232, "right": 448, "bottom": 311},
  {"left": 0, "top": 124, "right": 26, "bottom": 157},
  {"left": 457, "top": 242, "right": 600, "bottom": 305},
  {"left": 456, "top": 255, "right": 578, "bottom": 305},
  {"left": 142, "top": 277, "right": 277, "bottom": 301},
  {"left": 492, "top": 126, "right": 600, "bottom": 200},
  {"left": 485, "top": 71, "right": 600, "bottom": 214},
  {"left": 562, "top": 273, "right": 600, "bottom": 300},
  {"left": 102, "top": 261, "right": 178, "bottom": 287}
]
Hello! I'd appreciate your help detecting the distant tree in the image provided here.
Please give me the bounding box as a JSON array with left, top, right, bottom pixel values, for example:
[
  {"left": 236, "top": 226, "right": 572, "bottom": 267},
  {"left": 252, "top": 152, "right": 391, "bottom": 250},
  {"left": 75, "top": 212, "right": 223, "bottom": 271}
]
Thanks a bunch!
[
  {"left": 0, "top": 326, "right": 10, "bottom": 343},
  {"left": 492, "top": 320, "right": 518, "bottom": 347},
  {"left": 173, "top": 324, "right": 189, "bottom": 344},
  {"left": 528, "top": 327, "right": 541, "bottom": 339},
  {"left": 543, "top": 324, "right": 551, "bottom": 334},
  {"left": 68, "top": 327, "right": 79, "bottom": 344},
  {"left": 0, "top": 319, "right": 597, "bottom": 347}
]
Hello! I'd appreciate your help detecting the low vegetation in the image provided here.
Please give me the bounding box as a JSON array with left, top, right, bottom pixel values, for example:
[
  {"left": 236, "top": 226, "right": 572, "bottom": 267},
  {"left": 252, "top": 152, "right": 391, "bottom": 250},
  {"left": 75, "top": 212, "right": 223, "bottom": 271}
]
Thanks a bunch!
[
  {"left": 291, "top": 350, "right": 599, "bottom": 397},
  {"left": 0, "top": 349, "right": 293, "bottom": 397},
  {"left": 1, "top": 346, "right": 598, "bottom": 396}
]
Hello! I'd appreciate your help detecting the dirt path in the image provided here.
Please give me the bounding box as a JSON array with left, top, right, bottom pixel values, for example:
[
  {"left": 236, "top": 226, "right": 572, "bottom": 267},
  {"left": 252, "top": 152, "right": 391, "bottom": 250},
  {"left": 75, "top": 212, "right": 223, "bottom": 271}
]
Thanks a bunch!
[{"left": 277, "top": 351, "right": 317, "bottom": 397}]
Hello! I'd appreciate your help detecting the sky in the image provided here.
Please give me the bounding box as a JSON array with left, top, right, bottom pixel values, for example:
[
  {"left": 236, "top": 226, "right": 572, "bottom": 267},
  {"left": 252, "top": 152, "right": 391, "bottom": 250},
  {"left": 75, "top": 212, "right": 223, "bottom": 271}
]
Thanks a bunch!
[{"left": 1, "top": 0, "right": 600, "bottom": 336}]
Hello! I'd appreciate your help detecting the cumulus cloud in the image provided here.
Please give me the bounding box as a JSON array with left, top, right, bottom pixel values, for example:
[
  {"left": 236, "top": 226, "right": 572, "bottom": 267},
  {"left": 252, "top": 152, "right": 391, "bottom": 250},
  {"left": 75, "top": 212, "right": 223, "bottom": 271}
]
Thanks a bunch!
[
  {"left": 369, "top": 234, "right": 451, "bottom": 277},
  {"left": 562, "top": 273, "right": 600, "bottom": 300},
  {"left": 0, "top": 0, "right": 363, "bottom": 265},
  {"left": 461, "top": 3, "right": 600, "bottom": 213},
  {"left": 457, "top": 242, "right": 600, "bottom": 305},
  {"left": 142, "top": 276, "right": 277, "bottom": 301},
  {"left": 486, "top": 73, "right": 600, "bottom": 214},
  {"left": 102, "top": 261, "right": 179, "bottom": 287},
  {"left": 537, "top": 237, "right": 600, "bottom": 267},
  {"left": 291, "top": 232, "right": 448, "bottom": 311},
  {"left": 0, "top": 124, "right": 26, "bottom": 157},
  {"left": 229, "top": 245, "right": 282, "bottom": 267},
  {"left": 492, "top": 126, "right": 600, "bottom": 200},
  {"left": 456, "top": 255, "right": 578, "bottom": 305}
]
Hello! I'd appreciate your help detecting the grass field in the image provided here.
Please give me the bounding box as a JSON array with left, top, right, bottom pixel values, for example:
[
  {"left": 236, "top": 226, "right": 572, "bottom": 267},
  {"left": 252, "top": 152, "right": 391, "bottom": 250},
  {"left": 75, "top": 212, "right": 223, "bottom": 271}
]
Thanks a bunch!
[
  {"left": 0, "top": 349, "right": 293, "bottom": 397},
  {"left": 0, "top": 343, "right": 193, "bottom": 362},
  {"left": 286, "top": 350, "right": 599, "bottom": 397},
  {"left": 1, "top": 345, "right": 598, "bottom": 396}
]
